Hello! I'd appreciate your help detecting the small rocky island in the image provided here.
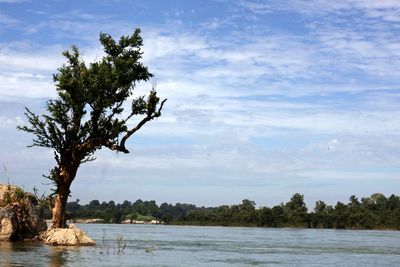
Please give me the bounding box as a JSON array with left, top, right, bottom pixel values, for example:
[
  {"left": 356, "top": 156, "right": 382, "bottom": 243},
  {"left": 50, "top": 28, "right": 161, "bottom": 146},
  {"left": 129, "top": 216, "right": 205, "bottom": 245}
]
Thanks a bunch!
[{"left": 0, "top": 184, "right": 94, "bottom": 245}]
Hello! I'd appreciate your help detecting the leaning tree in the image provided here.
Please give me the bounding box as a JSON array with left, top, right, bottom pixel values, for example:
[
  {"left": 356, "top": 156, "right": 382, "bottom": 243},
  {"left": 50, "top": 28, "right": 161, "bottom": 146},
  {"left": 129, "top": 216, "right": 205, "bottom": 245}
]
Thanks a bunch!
[{"left": 18, "top": 29, "right": 166, "bottom": 228}]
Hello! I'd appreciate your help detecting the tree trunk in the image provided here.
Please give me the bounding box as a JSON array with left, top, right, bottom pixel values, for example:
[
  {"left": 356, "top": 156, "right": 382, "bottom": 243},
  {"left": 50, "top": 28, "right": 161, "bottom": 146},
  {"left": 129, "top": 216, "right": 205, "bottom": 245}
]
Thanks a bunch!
[
  {"left": 51, "top": 164, "right": 77, "bottom": 228},
  {"left": 51, "top": 186, "right": 70, "bottom": 228}
]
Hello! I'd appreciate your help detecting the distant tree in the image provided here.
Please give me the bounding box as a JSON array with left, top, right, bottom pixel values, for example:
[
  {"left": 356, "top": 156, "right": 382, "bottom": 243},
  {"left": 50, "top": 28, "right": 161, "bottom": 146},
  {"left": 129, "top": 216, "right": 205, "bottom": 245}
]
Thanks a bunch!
[
  {"left": 258, "top": 207, "right": 273, "bottom": 227},
  {"left": 314, "top": 200, "right": 327, "bottom": 213},
  {"left": 346, "top": 196, "right": 364, "bottom": 229},
  {"left": 239, "top": 199, "right": 256, "bottom": 211},
  {"left": 108, "top": 201, "right": 116, "bottom": 209},
  {"left": 387, "top": 194, "right": 400, "bottom": 211},
  {"left": 348, "top": 195, "right": 360, "bottom": 207},
  {"left": 312, "top": 200, "right": 331, "bottom": 228},
  {"left": 18, "top": 29, "right": 166, "bottom": 228},
  {"left": 120, "top": 200, "right": 132, "bottom": 214},
  {"left": 132, "top": 199, "right": 146, "bottom": 214},
  {"left": 270, "top": 205, "right": 286, "bottom": 226},
  {"left": 88, "top": 200, "right": 100, "bottom": 210},
  {"left": 65, "top": 199, "right": 80, "bottom": 213},
  {"left": 100, "top": 201, "right": 108, "bottom": 210},
  {"left": 216, "top": 205, "right": 233, "bottom": 224},
  {"left": 144, "top": 200, "right": 159, "bottom": 216},
  {"left": 63, "top": 193, "right": 400, "bottom": 229},
  {"left": 284, "top": 193, "right": 308, "bottom": 225},
  {"left": 333, "top": 202, "right": 348, "bottom": 229},
  {"left": 238, "top": 199, "right": 256, "bottom": 223}
]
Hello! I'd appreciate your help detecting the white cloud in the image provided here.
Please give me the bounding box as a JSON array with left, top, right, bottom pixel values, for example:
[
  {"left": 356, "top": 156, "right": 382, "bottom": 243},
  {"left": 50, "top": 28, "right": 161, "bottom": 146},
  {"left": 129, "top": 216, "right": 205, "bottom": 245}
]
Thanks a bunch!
[
  {"left": 139, "top": 22, "right": 400, "bottom": 109},
  {"left": 0, "top": 48, "right": 63, "bottom": 72},
  {"left": 298, "top": 170, "right": 400, "bottom": 181},
  {"left": 0, "top": 0, "right": 26, "bottom": 3},
  {"left": 0, "top": 116, "right": 23, "bottom": 128},
  {"left": 239, "top": 0, "right": 400, "bottom": 18},
  {"left": 0, "top": 12, "right": 19, "bottom": 25},
  {"left": 0, "top": 44, "right": 61, "bottom": 99},
  {"left": 0, "top": 73, "right": 55, "bottom": 98}
]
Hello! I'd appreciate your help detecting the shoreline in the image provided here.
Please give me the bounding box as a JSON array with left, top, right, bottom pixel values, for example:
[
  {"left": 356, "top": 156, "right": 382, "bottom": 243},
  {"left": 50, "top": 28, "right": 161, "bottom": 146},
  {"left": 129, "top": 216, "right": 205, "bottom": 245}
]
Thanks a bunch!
[{"left": 54, "top": 220, "right": 400, "bottom": 231}]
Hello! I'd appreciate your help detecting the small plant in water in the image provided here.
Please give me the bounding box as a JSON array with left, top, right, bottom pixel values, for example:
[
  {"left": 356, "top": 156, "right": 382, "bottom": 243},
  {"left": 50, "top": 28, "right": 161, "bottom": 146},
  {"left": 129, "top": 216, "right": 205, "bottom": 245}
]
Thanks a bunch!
[
  {"left": 116, "top": 235, "right": 127, "bottom": 254},
  {"left": 99, "top": 229, "right": 111, "bottom": 255},
  {"left": 144, "top": 246, "right": 155, "bottom": 254},
  {"left": 98, "top": 230, "right": 127, "bottom": 255}
]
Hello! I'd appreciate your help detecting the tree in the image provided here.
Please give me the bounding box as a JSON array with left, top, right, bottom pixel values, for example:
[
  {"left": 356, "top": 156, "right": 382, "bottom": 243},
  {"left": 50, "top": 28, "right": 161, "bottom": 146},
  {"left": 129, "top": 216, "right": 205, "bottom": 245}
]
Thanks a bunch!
[
  {"left": 333, "top": 202, "right": 348, "bottom": 229},
  {"left": 284, "top": 193, "right": 308, "bottom": 225},
  {"left": 88, "top": 200, "right": 100, "bottom": 210},
  {"left": 258, "top": 207, "right": 273, "bottom": 227},
  {"left": 311, "top": 200, "right": 334, "bottom": 228},
  {"left": 237, "top": 199, "right": 256, "bottom": 223},
  {"left": 314, "top": 200, "right": 327, "bottom": 213},
  {"left": 18, "top": 29, "right": 166, "bottom": 228},
  {"left": 271, "top": 205, "right": 285, "bottom": 226}
]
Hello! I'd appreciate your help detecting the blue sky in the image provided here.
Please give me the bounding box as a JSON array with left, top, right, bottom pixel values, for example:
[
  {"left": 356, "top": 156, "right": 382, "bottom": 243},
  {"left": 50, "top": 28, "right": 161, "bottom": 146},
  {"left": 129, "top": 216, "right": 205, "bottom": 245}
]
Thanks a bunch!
[{"left": 1, "top": 0, "right": 400, "bottom": 208}]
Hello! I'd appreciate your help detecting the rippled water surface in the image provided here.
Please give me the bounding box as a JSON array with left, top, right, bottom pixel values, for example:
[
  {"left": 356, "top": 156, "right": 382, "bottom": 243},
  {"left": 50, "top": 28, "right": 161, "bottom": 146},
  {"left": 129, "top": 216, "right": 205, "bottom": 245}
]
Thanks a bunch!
[{"left": 1, "top": 224, "right": 399, "bottom": 266}]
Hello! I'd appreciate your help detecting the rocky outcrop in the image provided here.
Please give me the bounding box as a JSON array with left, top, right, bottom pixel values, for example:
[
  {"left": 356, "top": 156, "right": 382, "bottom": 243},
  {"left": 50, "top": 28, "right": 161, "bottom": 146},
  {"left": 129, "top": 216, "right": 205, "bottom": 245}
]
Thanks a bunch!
[
  {"left": 44, "top": 224, "right": 95, "bottom": 246},
  {"left": 0, "top": 184, "right": 96, "bottom": 246},
  {"left": 0, "top": 184, "right": 47, "bottom": 241},
  {"left": 0, "top": 207, "right": 18, "bottom": 241}
]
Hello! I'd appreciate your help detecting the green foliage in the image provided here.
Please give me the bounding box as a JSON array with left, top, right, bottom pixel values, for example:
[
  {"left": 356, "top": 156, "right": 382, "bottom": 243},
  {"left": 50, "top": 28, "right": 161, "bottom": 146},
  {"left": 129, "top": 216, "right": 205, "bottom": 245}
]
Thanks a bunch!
[
  {"left": 284, "top": 193, "right": 307, "bottom": 226},
  {"left": 1, "top": 186, "right": 26, "bottom": 206},
  {"left": 144, "top": 246, "right": 155, "bottom": 254},
  {"left": 125, "top": 213, "right": 155, "bottom": 222},
  {"left": 13, "top": 187, "right": 25, "bottom": 200},
  {"left": 65, "top": 193, "right": 400, "bottom": 230},
  {"left": 18, "top": 28, "right": 166, "bottom": 188}
]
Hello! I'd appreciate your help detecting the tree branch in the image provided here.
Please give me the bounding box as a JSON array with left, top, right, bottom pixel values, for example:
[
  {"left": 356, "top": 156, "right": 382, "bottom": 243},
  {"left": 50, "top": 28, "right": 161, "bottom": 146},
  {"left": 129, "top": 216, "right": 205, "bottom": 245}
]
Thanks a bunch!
[
  {"left": 117, "top": 98, "right": 167, "bottom": 153},
  {"left": 77, "top": 137, "right": 118, "bottom": 155}
]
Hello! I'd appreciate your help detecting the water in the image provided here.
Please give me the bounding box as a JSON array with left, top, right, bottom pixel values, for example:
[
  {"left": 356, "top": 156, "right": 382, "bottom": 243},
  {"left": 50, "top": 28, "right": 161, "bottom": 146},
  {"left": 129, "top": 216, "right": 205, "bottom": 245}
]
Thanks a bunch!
[{"left": 1, "top": 224, "right": 399, "bottom": 266}]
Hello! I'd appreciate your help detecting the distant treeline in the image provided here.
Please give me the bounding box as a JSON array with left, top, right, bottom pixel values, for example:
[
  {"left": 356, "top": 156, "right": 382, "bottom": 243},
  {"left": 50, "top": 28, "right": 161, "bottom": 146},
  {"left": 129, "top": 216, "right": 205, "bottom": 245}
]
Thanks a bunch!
[{"left": 63, "top": 193, "right": 400, "bottom": 230}]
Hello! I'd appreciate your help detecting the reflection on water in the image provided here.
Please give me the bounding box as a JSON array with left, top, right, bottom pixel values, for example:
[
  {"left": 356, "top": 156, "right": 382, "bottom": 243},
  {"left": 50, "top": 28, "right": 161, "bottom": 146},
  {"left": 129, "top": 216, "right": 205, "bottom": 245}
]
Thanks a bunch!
[
  {"left": 49, "top": 247, "right": 69, "bottom": 267},
  {"left": 1, "top": 225, "right": 400, "bottom": 266}
]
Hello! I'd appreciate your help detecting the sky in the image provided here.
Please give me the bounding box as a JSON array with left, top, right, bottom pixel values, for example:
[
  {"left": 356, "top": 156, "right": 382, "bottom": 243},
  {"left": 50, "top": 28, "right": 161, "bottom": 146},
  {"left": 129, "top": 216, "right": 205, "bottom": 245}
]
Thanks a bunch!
[{"left": 1, "top": 0, "right": 400, "bottom": 208}]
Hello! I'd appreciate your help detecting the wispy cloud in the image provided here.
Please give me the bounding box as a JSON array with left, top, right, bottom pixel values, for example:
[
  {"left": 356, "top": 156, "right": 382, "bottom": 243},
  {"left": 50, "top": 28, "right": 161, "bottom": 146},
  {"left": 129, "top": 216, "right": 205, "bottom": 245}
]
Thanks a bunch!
[
  {"left": 0, "top": 0, "right": 27, "bottom": 3},
  {"left": 239, "top": 0, "right": 400, "bottom": 17},
  {"left": 0, "top": 12, "right": 20, "bottom": 25}
]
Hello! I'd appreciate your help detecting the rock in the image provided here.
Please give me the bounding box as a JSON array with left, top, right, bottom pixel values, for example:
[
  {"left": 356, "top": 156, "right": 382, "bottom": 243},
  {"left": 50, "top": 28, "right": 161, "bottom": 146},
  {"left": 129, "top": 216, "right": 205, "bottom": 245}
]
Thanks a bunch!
[
  {"left": 0, "top": 184, "right": 95, "bottom": 246},
  {"left": 0, "top": 207, "right": 18, "bottom": 241},
  {"left": 0, "top": 184, "right": 47, "bottom": 241},
  {"left": 44, "top": 224, "right": 95, "bottom": 246}
]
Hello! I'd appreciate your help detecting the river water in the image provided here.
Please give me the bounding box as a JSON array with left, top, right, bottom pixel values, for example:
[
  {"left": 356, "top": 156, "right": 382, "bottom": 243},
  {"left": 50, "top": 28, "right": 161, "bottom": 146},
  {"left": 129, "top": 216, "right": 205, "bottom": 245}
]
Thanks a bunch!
[{"left": 0, "top": 224, "right": 399, "bottom": 266}]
